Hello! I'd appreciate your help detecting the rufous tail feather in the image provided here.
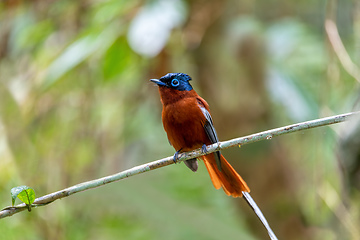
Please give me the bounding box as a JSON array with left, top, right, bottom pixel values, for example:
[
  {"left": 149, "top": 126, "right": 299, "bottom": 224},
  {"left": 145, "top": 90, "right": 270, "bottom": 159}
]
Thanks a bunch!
[{"left": 202, "top": 154, "right": 250, "bottom": 197}]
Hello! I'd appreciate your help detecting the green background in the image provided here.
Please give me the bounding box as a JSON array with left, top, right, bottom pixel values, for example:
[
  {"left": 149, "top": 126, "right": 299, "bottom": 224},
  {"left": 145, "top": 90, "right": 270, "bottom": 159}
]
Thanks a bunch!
[{"left": 1, "top": 0, "right": 359, "bottom": 239}]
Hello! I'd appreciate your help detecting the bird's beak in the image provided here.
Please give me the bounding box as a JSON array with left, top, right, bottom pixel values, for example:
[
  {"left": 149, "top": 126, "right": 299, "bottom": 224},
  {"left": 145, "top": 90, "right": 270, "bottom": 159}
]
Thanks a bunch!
[{"left": 150, "top": 79, "right": 166, "bottom": 87}]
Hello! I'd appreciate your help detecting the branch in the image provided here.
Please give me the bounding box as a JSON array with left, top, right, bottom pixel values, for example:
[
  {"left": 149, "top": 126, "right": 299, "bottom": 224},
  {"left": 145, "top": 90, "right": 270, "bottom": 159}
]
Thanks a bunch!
[
  {"left": 325, "top": 19, "right": 360, "bottom": 83},
  {"left": 1, "top": 111, "right": 359, "bottom": 219}
]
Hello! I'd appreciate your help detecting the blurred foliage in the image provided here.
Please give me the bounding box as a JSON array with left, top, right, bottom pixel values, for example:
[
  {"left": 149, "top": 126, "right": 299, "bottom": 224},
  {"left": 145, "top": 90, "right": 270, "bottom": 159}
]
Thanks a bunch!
[{"left": 0, "top": 0, "right": 360, "bottom": 239}]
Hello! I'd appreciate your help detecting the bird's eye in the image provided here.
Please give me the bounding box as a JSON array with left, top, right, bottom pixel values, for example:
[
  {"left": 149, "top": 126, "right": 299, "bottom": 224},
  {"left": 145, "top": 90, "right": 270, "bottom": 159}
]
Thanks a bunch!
[{"left": 171, "top": 79, "right": 180, "bottom": 87}]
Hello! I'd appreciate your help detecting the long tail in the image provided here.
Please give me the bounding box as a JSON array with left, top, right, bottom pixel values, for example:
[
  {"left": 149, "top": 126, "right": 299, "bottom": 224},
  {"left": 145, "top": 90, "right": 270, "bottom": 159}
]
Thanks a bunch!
[
  {"left": 202, "top": 154, "right": 278, "bottom": 240},
  {"left": 202, "top": 154, "right": 250, "bottom": 197},
  {"left": 243, "top": 192, "right": 278, "bottom": 240}
]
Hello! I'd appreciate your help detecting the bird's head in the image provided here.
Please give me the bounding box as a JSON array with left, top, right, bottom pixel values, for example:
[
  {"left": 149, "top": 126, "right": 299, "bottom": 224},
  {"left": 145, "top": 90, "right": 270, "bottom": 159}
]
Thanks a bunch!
[{"left": 150, "top": 73, "right": 193, "bottom": 91}]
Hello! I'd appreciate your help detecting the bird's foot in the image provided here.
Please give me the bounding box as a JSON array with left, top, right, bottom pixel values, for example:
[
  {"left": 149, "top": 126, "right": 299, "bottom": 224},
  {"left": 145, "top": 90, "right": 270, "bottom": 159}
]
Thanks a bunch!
[
  {"left": 173, "top": 150, "right": 181, "bottom": 163},
  {"left": 201, "top": 144, "right": 208, "bottom": 154}
]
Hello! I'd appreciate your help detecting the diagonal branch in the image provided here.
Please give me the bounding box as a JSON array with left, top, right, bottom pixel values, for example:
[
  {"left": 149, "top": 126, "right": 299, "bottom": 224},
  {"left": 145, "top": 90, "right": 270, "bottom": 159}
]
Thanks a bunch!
[{"left": 1, "top": 111, "right": 359, "bottom": 219}]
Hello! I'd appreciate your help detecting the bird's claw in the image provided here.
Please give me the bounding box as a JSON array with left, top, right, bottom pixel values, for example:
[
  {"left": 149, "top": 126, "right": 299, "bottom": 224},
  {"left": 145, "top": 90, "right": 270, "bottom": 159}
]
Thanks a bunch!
[
  {"left": 173, "top": 151, "right": 180, "bottom": 163},
  {"left": 201, "top": 144, "right": 208, "bottom": 154}
]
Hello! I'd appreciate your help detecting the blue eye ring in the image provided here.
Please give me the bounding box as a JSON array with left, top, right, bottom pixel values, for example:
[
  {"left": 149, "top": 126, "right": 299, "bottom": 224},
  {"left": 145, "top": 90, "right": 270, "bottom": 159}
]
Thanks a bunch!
[{"left": 171, "top": 79, "right": 180, "bottom": 87}]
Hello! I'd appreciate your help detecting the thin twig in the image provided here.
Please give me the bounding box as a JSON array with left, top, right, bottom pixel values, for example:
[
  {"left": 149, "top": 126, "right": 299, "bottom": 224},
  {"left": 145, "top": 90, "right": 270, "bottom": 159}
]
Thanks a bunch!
[
  {"left": 325, "top": 19, "right": 360, "bottom": 83},
  {"left": 1, "top": 111, "right": 359, "bottom": 219}
]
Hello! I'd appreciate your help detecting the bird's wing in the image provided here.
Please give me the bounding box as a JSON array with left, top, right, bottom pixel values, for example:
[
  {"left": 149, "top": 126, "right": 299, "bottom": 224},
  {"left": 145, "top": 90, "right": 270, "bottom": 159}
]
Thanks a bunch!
[{"left": 197, "top": 98, "right": 222, "bottom": 171}]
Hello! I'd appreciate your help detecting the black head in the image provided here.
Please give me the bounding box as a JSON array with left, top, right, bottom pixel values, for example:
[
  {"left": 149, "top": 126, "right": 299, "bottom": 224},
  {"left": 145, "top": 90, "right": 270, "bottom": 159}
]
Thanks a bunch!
[{"left": 150, "top": 73, "right": 193, "bottom": 91}]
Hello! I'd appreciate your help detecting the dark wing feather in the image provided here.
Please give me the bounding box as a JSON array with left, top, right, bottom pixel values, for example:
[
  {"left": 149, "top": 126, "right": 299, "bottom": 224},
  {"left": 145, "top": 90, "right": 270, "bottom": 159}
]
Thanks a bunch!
[{"left": 198, "top": 102, "right": 222, "bottom": 171}]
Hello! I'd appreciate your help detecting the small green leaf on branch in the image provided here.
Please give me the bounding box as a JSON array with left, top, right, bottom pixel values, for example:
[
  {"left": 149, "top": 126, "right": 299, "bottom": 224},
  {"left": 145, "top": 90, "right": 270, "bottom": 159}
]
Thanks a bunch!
[{"left": 11, "top": 186, "right": 36, "bottom": 212}]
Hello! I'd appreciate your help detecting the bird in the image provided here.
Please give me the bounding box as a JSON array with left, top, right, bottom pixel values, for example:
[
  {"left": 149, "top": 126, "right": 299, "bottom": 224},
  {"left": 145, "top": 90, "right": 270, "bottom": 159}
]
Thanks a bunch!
[
  {"left": 150, "top": 73, "right": 250, "bottom": 197},
  {"left": 150, "top": 73, "right": 278, "bottom": 239}
]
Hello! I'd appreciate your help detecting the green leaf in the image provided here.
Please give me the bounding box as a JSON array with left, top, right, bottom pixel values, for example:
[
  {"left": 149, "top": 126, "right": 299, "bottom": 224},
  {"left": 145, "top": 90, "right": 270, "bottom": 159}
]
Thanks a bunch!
[{"left": 11, "top": 186, "right": 36, "bottom": 208}]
